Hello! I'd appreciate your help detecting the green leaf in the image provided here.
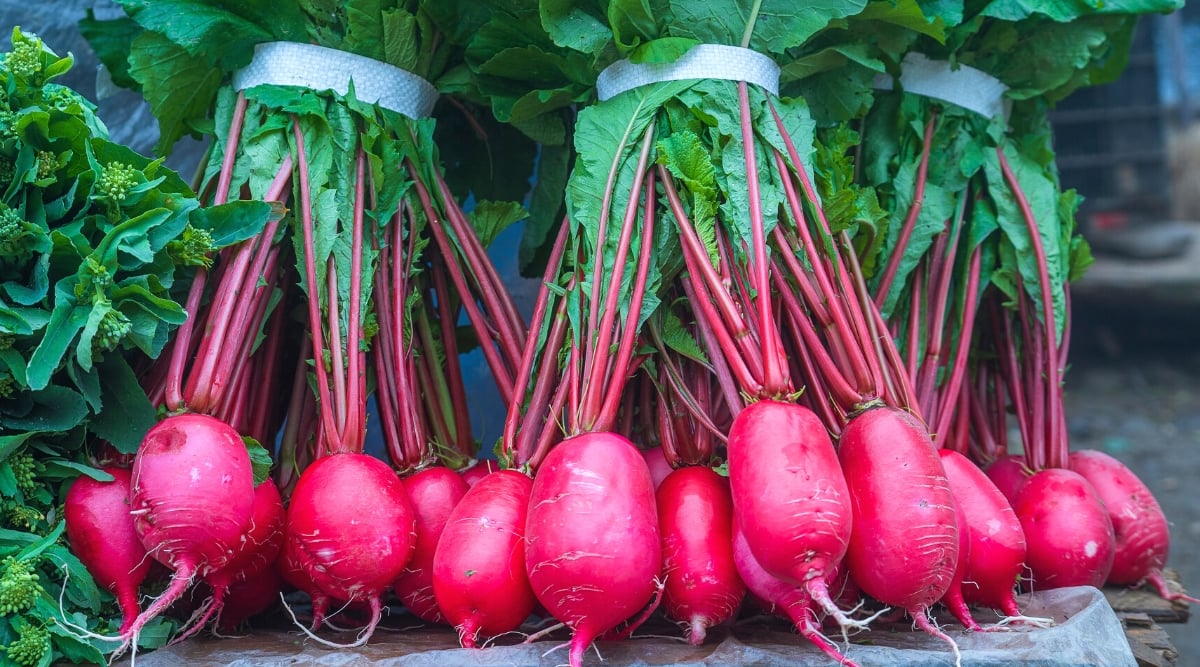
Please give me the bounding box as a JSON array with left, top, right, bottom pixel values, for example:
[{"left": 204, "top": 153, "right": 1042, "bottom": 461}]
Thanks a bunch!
[
  {"left": 659, "top": 309, "right": 708, "bottom": 364},
  {"left": 16, "top": 519, "right": 65, "bottom": 561},
  {"left": 541, "top": 0, "right": 613, "bottom": 54},
  {"left": 118, "top": 0, "right": 268, "bottom": 68},
  {"left": 87, "top": 355, "right": 155, "bottom": 454},
  {"left": 468, "top": 201, "right": 529, "bottom": 249},
  {"left": 77, "top": 13, "right": 143, "bottom": 91},
  {"left": 1, "top": 384, "right": 89, "bottom": 432},
  {"left": 188, "top": 200, "right": 274, "bottom": 248},
  {"left": 127, "top": 31, "right": 224, "bottom": 155},
  {"left": 630, "top": 37, "right": 701, "bottom": 64},
  {"left": 26, "top": 286, "right": 90, "bottom": 391},
  {"left": 666, "top": 0, "right": 868, "bottom": 55},
  {"left": 243, "top": 436, "right": 272, "bottom": 486}
]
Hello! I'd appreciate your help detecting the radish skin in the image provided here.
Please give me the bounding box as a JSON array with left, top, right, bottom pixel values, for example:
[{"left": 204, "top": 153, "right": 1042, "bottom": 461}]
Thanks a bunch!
[
  {"left": 985, "top": 455, "right": 1031, "bottom": 507},
  {"left": 433, "top": 470, "right": 537, "bottom": 647},
  {"left": 217, "top": 566, "right": 284, "bottom": 633},
  {"left": 643, "top": 447, "right": 674, "bottom": 490},
  {"left": 727, "top": 400, "right": 858, "bottom": 628},
  {"left": 284, "top": 452, "right": 416, "bottom": 643},
  {"left": 657, "top": 466, "right": 744, "bottom": 644},
  {"left": 1068, "top": 450, "right": 1194, "bottom": 602},
  {"left": 396, "top": 467, "right": 470, "bottom": 624},
  {"left": 732, "top": 520, "right": 859, "bottom": 666},
  {"left": 1014, "top": 468, "right": 1115, "bottom": 590},
  {"left": 122, "top": 414, "right": 256, "bottom": 648},
  {"left": 525, "top": 432, "right": 661, "bottom": 667},
  {"left": 938, "top": 449, "right": 1030, "bottom": 619},
  {"left": 838, "top": 406, "right": 959, "bottom": 651},
  {"left": 459, "top": 459, "right": 498, "bottom": 487},
  {"left": 64, "top": 467, "right": 151, "bottom": 634}
]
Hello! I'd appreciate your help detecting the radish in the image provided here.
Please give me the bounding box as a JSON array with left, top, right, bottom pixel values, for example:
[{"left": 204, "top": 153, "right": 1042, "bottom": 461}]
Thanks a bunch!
[
  {"left": 172, "top": 479, "right": 285, "bottom": 641},
  {"left": 525, "top": 433, "right": 662, "bottom": 667},
  {"left": 119, "top": 413, "right": 255, "bottom": 648},
  {"left": 937, "top": 449, "right": 1040, "bottom": 623},
  {"left": 732, "top": 519, "right": 860, "bottom": 666},
  {"left": 985, "top": 454, "right": 1031, "bottom": 507},
  {"left": 395, "top": 466, "right": 469, "bottom": 624},
  {"left": 727, "top": 399, "right": 861, "bottom": 631},
  {"left": 657, "top": 466, "right": 744, "bottom": 644},
  {"left": 217, "top": 566, "right": 284, "bottom": 633},
  {"left": 1068, "top": 450, "right": 1195, "bottom": 602},
  {"left": 433, "top": 469, "right": 537, "bottom": 647},
  {"left": 643, "top": 446, "right": 674, "bottom": 490},
  {"left": 64, "top": 467, "right": 151, "bottom": 634},
  {"left": 284, "top": 452, "right": 416, "bottom": 641},
  {"left": 276, "top": 539, "right": 333, "bottom": 630},
  {"left": 1014, "top": 468, "right": 1115, "bottom": 590},
  {"left": 838, "top": 406, "right": 959, "bottom": 648},
  {"left": 459, "top": 459, "right": 498, "bottom": 487}
]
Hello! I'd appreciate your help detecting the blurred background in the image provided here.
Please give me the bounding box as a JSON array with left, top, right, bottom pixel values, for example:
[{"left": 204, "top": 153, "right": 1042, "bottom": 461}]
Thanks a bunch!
[{"left": 8, "top": 1, "right": 1200, "bottom": 663}]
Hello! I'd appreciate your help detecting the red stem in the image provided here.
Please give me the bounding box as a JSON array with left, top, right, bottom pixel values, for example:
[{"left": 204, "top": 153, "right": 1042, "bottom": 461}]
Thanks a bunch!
[
  {"left": 874, "top": 112, "right": 937, "bottom": 311},
  {"left": 738, "top": 82, "right": 787, "bottom": 396},
  {"left": 997, "top": 146, "right": 1062, "bottom": 468}
]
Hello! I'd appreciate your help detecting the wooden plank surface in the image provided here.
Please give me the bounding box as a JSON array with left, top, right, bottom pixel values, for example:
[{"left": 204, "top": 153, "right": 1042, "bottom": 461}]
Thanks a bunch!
[{"left": 1104, "top": 569, "right": 1192, "bottom": 624}]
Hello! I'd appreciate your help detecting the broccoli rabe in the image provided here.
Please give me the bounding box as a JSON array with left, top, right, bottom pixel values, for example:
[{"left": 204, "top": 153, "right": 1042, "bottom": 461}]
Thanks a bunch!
[
  {"left": 5, "top": 618, "right": 49, "bottom": 667},
  {"left": 96, "top": 161, "right": 138, "bottom": 203},
  {"left": 166, "top": 224, "right": 215, "bottom": 268},
  {"left": 0, "top": 557, "right": 43, "bottom": 616},
  {"left": 3, "top": 33, "right": 41, "bottom": 81}
]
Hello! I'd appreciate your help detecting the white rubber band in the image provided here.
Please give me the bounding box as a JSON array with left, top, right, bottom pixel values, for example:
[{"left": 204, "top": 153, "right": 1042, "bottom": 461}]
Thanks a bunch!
[
  {"left": 596, "top": 44, "right": 780, "bottom": 102},
  {"left": 874, "top": 53, "right": 1009, "bottom": 120},
  {"left": 232, "top": 42, "right": 438, "bottom": 119}
]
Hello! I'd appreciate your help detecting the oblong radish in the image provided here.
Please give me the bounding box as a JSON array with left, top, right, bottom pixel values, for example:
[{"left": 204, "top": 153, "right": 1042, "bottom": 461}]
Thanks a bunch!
[
  {"left": 433, "top": 469, "right": 536, "bottom": 647},
  {"left": 525, "top": 432, "right": 661, "bottom": 667},
  {"left": 726, "top": 400, "right": 855, "bottom": 625},
  {"left": 64, "top": 467, "right": 151, "bottom": 634},
  {"left": 1067, "top": 450, "right": 1191, "bottom": 601},
  {"left": 395, "top": 466, "right": 469, "bottom": 624},
  {"left": 217, "top": 566, "right": 283, "bottom": 633},
  {"left": 285, "top": 452, "right": 416, "bottom": 642},
  {"left": 1014, "top": 467, "right": 1115, "bottom": 590},
  {"left": 938, "top": 449, "right": 1029, "bottom": 618},
  {"left": 838, "top": 406, "right": 959, "bottom": 645},
  {"left": 657, "top": 466, "right": 744, "bottom": 644},
  {"left": 642, "top": 446, "right": 674, "bottom": 489},
  {"left": 732, "top": 519, "right": 859, "bottom": 667}
]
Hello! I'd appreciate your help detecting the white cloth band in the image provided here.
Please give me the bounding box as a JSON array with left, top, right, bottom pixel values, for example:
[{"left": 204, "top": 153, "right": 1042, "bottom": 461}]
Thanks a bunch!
[
  {"left": 232, "top": 42, "right": 438, "bottom": 119},
  {"left": 874, "top": 53, "right": 1009, "bottom": 120},
  {"left": 596, "top": 44, "right": 780, "bottom": 101}
]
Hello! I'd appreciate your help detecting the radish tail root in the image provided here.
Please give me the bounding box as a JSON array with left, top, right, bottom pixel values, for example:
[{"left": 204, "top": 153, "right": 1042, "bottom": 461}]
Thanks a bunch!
[
  {"left": 941, "top": 588, "right": 984, "bottom": 632},
  {"left": 280, "top": 593, "right": 383, "bottom": 649},
  {"left": 808, "top": 579, "right": 889, "bottom": 632},
  {"left": 567, "top": 629, "right": 599, "bottom": 667},
  {"left": 687, "top": 616, "right": 709, "bottom": 646},
  {"left": 167, "top": 592, "right": 223, "bottom": 645},
  {"left": 792, "top": 610, "right": 861, "bottom": 667},
  {"left": 115, "top": 566, "right": 199, "bottom": 658},
  {"left": 912, "top": 608, "right": 962, "bottom": 667},
  {"left": 457, "top": 616, "right": 480, "bottom": 649},
  {"left": 1147, "top": 570, "right": 1200, "bottom": 604}
]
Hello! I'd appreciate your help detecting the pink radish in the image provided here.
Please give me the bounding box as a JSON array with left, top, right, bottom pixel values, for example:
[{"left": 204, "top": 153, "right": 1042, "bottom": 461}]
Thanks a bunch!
[
  {"left": 732, "top": 519, "right": 859, "bottom": 666},
  {"left": 642, "top": 446, "right": 674, "bottom": 489},
  {"left": 1068, "top": 450, "right": 1194, "bottom": 602},
  {"left": 277, "top": 535, "right": 332, "bottom": 630},
  {"left": 217, "top": 566, "right": 284, "bottom": 633},
  {"left": 284, "top": 452, "right": 416, "bottom": 642},
  {"left": 120, "top": 413, "right": 255, "bottom": 648},
  {"left": 657, "top": 466, "right": 744, "bottom": 644},
  {"left": 433, "top": 469, "right": 536, "bottom": 646},
  {"left": 395, "top": 466, "right": 469, "bottom": 624},
  {"left": 525, "top": 432, "right": 661, "bottom": 667},
  {"left": 727, "top": 400, "right": 859, "bottom": 629},
  {"left": 173, "top": 479, "right": 285, "bottom": 641},
  {"left": 459, "top": 459, "right": 498, "bottom": 487},
  {"left": 64, "top": 467, "right": 151, "bottom": 634},
  {"left": 985, "top": 454, "right": 1031, "bottom": 507},
  {"left": 838, "top": 406, "right": 959, "bottom": 650},
  {"left": 937, "top": 450, "right": 1036, "bottom": 621},
  {"left": 1014, "top": 468, "right": 1115, "bottom": 590}
]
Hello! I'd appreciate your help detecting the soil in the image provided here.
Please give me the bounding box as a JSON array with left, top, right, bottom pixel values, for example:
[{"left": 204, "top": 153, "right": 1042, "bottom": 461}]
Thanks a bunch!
[{"left": 1067, "top": 291, "right": 1200, "bottom": 665}]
